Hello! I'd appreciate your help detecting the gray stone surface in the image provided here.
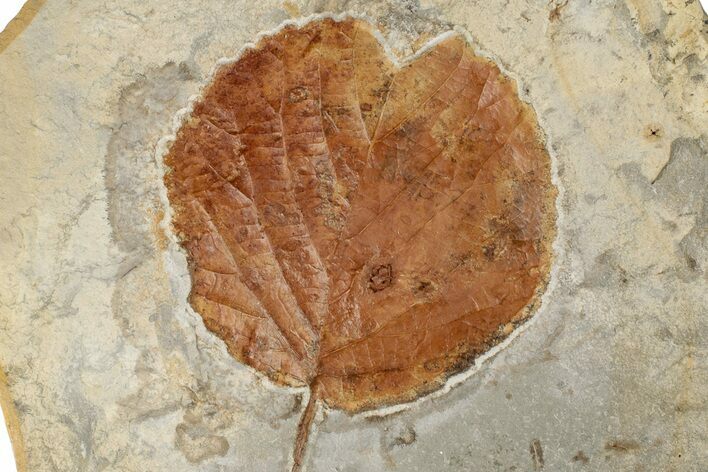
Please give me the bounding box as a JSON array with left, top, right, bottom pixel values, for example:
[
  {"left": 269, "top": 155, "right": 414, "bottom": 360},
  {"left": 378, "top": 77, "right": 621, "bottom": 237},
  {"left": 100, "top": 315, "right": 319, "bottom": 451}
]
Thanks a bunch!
[{"left": 0, "top": 0, "right": 705, "bottom": 471}]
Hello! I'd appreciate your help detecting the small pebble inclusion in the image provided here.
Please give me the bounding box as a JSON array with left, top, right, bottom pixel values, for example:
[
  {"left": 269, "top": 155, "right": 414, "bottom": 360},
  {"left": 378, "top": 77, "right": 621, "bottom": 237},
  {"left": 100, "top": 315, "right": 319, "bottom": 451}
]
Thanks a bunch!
[{"left": 164, "top": 17, "right": 555, "bottom": 412}]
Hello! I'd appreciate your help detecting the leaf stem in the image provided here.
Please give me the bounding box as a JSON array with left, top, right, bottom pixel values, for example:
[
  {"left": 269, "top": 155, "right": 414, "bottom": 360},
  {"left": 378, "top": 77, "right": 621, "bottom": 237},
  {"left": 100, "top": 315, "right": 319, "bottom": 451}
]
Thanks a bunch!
[{"left": 291, "top": 382, "right": 321, "bottom": 472}]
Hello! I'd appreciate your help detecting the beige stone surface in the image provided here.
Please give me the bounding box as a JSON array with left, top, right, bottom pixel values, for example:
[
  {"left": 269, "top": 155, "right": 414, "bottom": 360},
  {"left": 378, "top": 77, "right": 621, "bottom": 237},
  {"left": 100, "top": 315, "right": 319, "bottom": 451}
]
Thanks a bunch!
[{"left": 0, "top": 0, "right": 705, "bottom": 471}]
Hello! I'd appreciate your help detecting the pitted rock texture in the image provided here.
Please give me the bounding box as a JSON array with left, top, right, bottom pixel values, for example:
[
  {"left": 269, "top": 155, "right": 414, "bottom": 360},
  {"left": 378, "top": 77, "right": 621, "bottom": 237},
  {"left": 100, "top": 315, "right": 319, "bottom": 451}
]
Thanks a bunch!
[{"left": 164, "top": 18, "right": 554, "bottom": 412}]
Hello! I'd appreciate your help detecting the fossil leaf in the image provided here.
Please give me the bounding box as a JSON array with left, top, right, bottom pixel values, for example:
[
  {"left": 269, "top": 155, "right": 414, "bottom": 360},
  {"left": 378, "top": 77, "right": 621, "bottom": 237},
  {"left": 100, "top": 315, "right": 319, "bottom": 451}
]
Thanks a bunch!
[{"left": 164, "top": 16, "right": 555, "bottom": 469}]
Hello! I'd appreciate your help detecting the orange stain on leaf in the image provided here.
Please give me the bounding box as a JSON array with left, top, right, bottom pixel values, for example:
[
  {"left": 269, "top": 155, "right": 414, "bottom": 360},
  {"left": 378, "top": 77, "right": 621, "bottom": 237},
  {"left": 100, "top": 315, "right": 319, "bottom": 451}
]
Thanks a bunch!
[{"left": 163, "top": 17, "right": 555, "bottom": 470}]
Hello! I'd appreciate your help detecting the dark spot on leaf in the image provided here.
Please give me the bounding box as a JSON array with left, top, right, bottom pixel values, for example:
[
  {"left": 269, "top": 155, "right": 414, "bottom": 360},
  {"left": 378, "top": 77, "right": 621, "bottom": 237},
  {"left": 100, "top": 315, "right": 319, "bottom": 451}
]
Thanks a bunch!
[
  {"left": 369, "top": 264, "right": 393, "bottom": 292},
  {"left": 288, "top": 86, "right": 309, "bottom": 103}
]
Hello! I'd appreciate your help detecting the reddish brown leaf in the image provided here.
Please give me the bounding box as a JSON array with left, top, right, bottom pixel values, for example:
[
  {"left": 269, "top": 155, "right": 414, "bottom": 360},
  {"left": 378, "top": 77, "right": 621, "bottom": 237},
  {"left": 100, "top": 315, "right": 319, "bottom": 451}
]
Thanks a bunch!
[{"left": 163, "top": 17, "right": 555, "bottom": 470}]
